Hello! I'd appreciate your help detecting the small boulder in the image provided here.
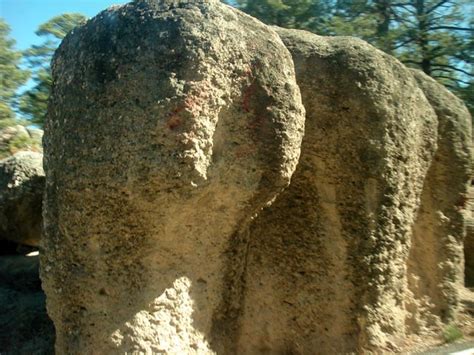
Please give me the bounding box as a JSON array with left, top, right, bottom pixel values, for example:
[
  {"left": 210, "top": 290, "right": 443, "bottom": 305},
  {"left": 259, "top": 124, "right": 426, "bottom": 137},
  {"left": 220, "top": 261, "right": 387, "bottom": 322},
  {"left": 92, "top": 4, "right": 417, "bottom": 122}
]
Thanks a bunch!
[{"left": 0, "top": 151, "right": 44, "bottom": 247}]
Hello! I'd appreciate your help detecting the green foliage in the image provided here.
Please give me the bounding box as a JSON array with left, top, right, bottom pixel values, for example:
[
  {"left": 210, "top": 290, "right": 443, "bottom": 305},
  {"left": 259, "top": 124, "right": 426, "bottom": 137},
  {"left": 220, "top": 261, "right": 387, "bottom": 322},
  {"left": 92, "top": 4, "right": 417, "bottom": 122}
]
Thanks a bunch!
[
  {"left": 0, "top": 126, "right": 41, "bottom": 160},
  {"left": 8, "top": 134, "right": 36, "bottom": 152},
  {"left": 36, "top": 13, "right": 87, "bottom": 39},
  {"left": 0, "top": 18, "right": 29, "bottom": 121},
  {"left": 19, "top": 13, "right": 87, "bottom": 126},
  {"left": 19, "top": 69, "right": 51, "bottom": 126},
  {"left": 230, "top": 0, "right": 333, "bottom": 34},
  {"left": 443, "top": 324, "right": 463, "bottom": 343},
  {"left": 395, "top": 0, "right": 474, "bottom": 115},
  {"left": 394, "top": 0, "right": 473, "bottom": 87},
  {"left": 0, "top": 118, "right": 17, "bottom": 129}
]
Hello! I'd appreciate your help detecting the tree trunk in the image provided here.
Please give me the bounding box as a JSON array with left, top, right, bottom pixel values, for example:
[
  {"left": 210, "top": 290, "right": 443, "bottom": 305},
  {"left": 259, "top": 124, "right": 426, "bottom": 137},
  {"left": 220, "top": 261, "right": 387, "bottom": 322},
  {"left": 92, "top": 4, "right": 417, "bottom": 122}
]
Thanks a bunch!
[{"left": 415, "top": 0, "right": 432, "bottom": 75}]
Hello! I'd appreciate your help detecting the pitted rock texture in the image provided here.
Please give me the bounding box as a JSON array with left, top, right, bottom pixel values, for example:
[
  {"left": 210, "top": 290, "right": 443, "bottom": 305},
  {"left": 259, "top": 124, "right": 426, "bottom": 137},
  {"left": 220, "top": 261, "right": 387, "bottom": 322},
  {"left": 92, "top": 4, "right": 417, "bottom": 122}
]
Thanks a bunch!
[
  {"left": 238, "top": 28, "right": 438, "bottom": 354},
  {"left": 0, "top": 151, "right": 44, "bottom": 247},
  {"left": 41, "top": 0, "right": 304, "bottom": 353},
  {"left": 466, "top": 181, "right": 474, "bottom": 287},
  {"left": 407, "top": 69, "right": 472, "bottom": 327}
]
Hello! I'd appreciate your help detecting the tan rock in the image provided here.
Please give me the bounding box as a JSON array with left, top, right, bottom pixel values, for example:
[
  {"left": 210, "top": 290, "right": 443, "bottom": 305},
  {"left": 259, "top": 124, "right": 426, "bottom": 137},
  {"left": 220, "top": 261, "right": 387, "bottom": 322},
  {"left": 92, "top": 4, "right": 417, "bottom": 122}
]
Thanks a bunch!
[
  {"left": 465, "top": 182, "right": 474, "bottom": 287},
  {"left": 237, "top": 28, "right": 438, "bottom": 353},
  {"left": 407, "top": 69, "right": 472, "bottom": 329},
  {"left": 41, "top": 1, "right": 304, "bottom": 353}
]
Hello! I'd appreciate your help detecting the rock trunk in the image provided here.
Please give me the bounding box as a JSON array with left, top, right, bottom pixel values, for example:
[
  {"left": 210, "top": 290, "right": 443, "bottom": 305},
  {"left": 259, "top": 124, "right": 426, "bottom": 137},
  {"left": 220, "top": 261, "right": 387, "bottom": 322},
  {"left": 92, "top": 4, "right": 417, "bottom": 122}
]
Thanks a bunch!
[
  {"left": 41, "top": 1, "right": 304, "bottom": 353},
  {"left": 407, "top": 70, "right": 472, "bottom": 328},
  {"left": 238, "top": 28, "right": 438, "bottom": 353}
]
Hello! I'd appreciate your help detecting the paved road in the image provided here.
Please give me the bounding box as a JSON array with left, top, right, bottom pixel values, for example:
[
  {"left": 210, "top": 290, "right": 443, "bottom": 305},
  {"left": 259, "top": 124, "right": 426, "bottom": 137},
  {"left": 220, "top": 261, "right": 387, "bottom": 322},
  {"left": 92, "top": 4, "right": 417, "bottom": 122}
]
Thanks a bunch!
[{"left": 414, "top": 341, "right": 474, "bottom": 354}]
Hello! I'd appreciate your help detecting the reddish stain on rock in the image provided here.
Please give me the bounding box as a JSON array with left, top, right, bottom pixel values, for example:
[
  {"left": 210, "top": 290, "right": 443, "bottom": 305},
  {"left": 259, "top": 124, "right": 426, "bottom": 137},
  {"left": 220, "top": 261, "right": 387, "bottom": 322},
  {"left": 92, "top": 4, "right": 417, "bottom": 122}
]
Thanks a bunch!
[
  {"left": 242, "top": 82, "right": 257, "bottom": 113},
  {"left": 167, "top": 115, "right": 182, "bottom": 130}
]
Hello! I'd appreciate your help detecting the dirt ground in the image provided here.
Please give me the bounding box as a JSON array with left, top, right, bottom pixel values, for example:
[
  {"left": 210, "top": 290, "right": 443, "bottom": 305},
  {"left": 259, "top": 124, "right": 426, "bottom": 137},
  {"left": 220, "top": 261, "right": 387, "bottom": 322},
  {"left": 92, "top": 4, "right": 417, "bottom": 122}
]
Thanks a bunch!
[
  {"left": 0, "top": 245, "right": 54, "bottom": 355},
  {"left": 400, "top": 286, "right": 474, "bottom": 354}
]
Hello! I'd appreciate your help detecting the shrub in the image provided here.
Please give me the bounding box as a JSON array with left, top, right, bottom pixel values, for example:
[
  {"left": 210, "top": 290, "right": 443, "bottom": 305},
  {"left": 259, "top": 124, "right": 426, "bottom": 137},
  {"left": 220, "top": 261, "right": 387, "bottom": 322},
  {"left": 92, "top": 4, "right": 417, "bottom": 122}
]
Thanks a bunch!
[{"left": 443, "top": 324, "right": 463, "bottom": 343}]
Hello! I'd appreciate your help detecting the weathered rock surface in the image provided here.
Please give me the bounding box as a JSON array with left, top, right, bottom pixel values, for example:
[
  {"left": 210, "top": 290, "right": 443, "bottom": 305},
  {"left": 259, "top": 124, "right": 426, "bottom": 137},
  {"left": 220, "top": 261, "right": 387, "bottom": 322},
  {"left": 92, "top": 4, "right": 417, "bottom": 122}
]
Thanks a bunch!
[
  {"left": 465, "top": 181, "right": 474, "bottom": 287},
  {"left": 0, "top": 151, "right": 44, "bottom": 247},
  {"left": 237, "top": 28, "right": 438, "bottom": 353},
  {"left": 41, "top": 1, "right": 473, "bottom": 353},
  {"left": 406, "top": 70, "right": 472, "bottom": 327},
  {"left": 41, "top": 0, "right": 304, "bottom": 353}
]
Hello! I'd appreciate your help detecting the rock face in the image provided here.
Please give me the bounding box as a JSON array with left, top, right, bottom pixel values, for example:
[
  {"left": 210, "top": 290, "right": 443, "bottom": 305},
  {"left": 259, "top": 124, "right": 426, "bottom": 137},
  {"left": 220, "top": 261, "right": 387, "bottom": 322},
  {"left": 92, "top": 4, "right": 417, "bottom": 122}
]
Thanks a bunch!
[
  {"left": 42, "top": 2, "right": 473, "bottom": 353},
  {"left": 466, "top": 182, "right": 474, "bottom": 287},
  {"left": 238, "top": 28, "right": 438, "bottom": 353},
  {"left": 0, "top": 151, "right": 45, "bottom": 247},
  {"left": 407, "top": 69, "right": 472, "bottom": 327},
  {"left": 41, "top": 0, "right": 304, "bottom": 353}
]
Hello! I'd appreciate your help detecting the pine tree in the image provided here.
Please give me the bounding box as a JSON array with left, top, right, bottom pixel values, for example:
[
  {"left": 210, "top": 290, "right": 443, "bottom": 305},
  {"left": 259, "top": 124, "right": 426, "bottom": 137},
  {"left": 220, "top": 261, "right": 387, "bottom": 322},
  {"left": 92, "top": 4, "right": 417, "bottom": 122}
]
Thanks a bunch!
[
  {"left": 394, "top": 0, "right": 473, "bottom": 86},
  {"left": 227, "top": 0, "right": 333, "bottom": 34},
  {"left": 19, "top": 13, "right": 87, "bottom": 126},
  {"left": 0, "top": 18, "right": 29, "bottom": 125},
  {"left": 225, "top": 0, "right": 473, "bottom": 115}
]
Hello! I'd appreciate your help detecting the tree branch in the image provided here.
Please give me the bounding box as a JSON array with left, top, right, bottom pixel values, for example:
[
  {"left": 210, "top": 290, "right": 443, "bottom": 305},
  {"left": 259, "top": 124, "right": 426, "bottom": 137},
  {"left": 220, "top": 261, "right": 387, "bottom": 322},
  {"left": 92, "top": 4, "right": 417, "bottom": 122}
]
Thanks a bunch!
[
  {"left": 392, "top": 37, "right": 416, "bottom": 50},
  {"left": 391, "top": 3, "right": 416, "bottom": 14},
  {"left": 426, "top": 0, "right": 451, "bottom": 14},
  {"left": 391, "top": 11, "right": 417, "bottom": 25},
  {"left": 431, "top": 64, "right": 474, "bottom": 77},
  {"left": 432, "top": 74, "right": 457, "bottom": 82},
  {"left": 429, "top": 26, "right": 474, "bottom": 32},
  {"left": 433, "top": 75, "right": 471, "bottom": 85},
  {"left": 401, "top": 60, "right": 422, "bottom": 66}
]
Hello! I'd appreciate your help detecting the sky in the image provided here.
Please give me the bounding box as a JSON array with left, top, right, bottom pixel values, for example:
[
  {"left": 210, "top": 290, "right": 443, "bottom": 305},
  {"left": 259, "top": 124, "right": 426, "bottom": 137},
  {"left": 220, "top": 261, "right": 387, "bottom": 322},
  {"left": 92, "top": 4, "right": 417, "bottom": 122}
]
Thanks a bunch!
[{"left": 0, "top": 0, "right": 129, "bottom": 50}]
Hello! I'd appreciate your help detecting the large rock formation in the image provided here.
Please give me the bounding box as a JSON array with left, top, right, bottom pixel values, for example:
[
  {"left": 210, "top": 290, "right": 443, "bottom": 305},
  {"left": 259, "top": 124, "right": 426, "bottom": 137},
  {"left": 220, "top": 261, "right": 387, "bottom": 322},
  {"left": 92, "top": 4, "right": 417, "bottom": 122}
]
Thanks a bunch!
[
  {"left": 407, "top": 69, "right": 472, "bottom": 328},
  {"left": 465, "top": 181, "right": 474, "bottom": 287},
  {"left": 0, "top": 151, "right": 44, "bottom": 247},
  {"left": 42, "top": 2, "right": 473, "bottom": 353},
  {"left": 238, "top": 28, "right": 438, "bottom": 353},
  {"left": 41, "top": 0, "right": 304, "bottom": 353}
]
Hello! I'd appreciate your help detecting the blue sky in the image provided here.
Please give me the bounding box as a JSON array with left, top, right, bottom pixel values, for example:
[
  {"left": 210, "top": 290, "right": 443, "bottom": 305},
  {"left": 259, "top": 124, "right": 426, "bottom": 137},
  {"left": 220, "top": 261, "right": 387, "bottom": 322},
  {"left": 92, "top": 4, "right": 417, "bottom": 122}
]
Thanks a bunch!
[{"left": 0, "top": 0, "right": 129, "bottom": 50}]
